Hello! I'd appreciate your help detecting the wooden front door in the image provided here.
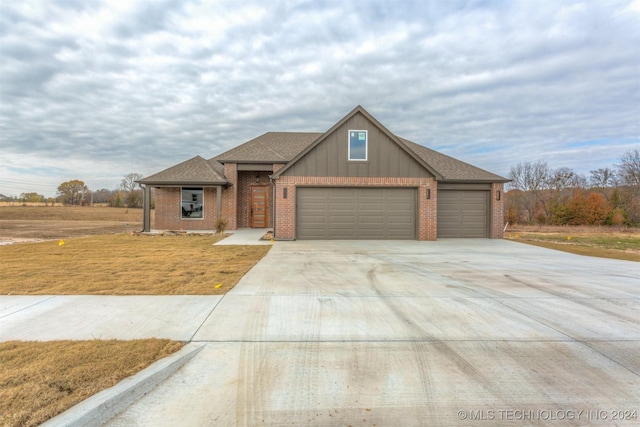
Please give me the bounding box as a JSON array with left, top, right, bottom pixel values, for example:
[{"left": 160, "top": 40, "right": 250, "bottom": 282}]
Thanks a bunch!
[{"left": 250, "top": 185, "right": 268, "bottom": 228}]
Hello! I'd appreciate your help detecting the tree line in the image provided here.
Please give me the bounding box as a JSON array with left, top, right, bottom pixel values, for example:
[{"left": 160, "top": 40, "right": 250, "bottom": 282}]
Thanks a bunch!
[
  {"left": 506, "top": 149, "right": 639, "bottom": 226},
  {"left": 15, "top": 173, "right": 146, "bottom": 208}
]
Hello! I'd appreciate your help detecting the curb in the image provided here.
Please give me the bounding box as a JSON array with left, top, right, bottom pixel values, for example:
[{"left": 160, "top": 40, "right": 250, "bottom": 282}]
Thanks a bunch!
[{"left": 41, "top": 342, "right": 206, "bottom": 427}]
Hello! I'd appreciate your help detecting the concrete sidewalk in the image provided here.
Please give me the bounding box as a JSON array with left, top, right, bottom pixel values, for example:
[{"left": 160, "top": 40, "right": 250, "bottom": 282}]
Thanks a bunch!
[
  {"left": 214, "top": 228, "right": 272, "bottom": 245},
  {"left": 0, "top": 296, "right": 222, "bottom": 341}
]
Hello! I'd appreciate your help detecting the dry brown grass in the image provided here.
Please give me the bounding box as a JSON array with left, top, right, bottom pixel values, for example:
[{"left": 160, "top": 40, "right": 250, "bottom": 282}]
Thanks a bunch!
[
  {"left": 0, "top": 234, "right": 270, "bottom": 295},
  {"left": 0, "top": 206, "right": 148, "bottom": 241},
  {"left": 505, "top": 225, "right": 640, "bottom": 262},
  {"left": 0, "top": 206, "right": 269, "bottom": 426},
  {"left": 0, "top": 339, "right": 183, "bottom": 427}
]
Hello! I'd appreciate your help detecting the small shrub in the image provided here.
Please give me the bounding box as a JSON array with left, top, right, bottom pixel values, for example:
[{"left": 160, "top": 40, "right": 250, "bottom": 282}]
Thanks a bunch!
[
  {"left": 606, "top": 207, "right": 627, "bottom": 226},
  {"left": 506, "top": 204, "right": 518, "bottom": 225},
  {"left": 215, "top": 218, "right": 228, "bottom": 234}
]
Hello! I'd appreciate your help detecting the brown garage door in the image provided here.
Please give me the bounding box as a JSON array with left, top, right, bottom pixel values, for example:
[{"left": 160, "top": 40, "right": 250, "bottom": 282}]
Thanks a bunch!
[
  {"left": 437, "top": 190, "right": 488, "bottom": 237},
  {"left": 297, "top": 187, "right": 416, "bottom": 240}
]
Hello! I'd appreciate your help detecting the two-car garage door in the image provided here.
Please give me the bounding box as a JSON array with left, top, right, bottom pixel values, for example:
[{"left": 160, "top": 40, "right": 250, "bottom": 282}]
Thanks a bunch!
[{"left": 297, "top": 187, "right": 416, "bottom": 240}]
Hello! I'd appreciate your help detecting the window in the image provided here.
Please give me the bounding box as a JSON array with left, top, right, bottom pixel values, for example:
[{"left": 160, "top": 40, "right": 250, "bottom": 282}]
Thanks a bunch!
[
  {"left": 181, "top": 188, "right": 203, "bottom": 219},
  {"left": 348, "top": 130, "right": 367, "bottom": 161}
]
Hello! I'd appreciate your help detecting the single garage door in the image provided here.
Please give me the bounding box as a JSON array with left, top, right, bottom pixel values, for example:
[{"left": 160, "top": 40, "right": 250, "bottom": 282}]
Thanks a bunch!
[
  {"left": 437, "top": 190, "right": 489, "bottom": 237},
  {"left": 297, "top": 187, "right": 416, "bottom": 240}
]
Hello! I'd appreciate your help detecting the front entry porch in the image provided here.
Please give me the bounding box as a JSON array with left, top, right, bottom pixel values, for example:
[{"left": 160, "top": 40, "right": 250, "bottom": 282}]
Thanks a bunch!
[{"left": 236, "top": 170, "right": 273, "bottom": 229}]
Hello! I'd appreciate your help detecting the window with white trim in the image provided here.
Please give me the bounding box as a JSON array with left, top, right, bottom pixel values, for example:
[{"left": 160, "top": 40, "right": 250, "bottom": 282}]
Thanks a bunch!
[
  {"left": 181, "top": 188, "right": 203, "bottom": 219},
  {"left": 348, "top": 130, "right": 368, "bottom": 161}
]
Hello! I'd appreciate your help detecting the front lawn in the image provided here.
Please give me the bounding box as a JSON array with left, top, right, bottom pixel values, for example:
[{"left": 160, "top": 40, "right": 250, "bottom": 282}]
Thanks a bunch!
[
  {"left": 0, "top": 339, "right": 183, "bottom": 427},
  {"left": 0, "top": 234, "right": 271, "bottom": 295}
]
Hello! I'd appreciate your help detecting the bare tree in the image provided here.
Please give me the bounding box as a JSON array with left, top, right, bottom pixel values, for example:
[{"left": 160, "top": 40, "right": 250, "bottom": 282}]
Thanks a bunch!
[
  {"left": 121, "top": 173, "right": 143, "bottom": 192},
  {"left": 93, "top": 188, "right": 117, "bottom": 204},
  {"left": 508, "top": 160, "right": 551, "bottom": 192},
  {"left": 508, "top": 161, "right": 551, "bottom": 222},
  {"left": 590, "top": 168, "right": 618, "bottom": 188},
  {"left": 617, "top": 149, "right": 640, "bottom": 187},
  {"left": 548, "top": 167, "right": 576, "bottom": 191},
  {"left": 120, "top": 173, "right": 144, "bottom": 208}
]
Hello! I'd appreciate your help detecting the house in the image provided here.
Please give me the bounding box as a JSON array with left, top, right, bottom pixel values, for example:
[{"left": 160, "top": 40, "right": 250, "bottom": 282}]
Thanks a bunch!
[{"left": 138, "top": 106, "right": 509, "bottom": 240}]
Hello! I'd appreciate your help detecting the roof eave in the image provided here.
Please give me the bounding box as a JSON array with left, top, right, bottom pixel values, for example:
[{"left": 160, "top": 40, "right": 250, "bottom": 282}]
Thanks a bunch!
[
  {"left": 438, "top": 178, "right": 511, "bottom": 183},
  {"left": 215, "top": 159, "right": 286, "bottom": 164},
  {"left": 137, "top": 180, "right": 231, "bottom": 187}
]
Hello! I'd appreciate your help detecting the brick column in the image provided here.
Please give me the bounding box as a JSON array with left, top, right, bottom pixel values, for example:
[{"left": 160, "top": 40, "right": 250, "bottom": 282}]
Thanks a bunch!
[
  {"left": 491, "top": 182, "right": 505, "bottom": 238},
  {"left": 418, "top": 178, "right": 437, "bottom": 240},
  {"left": 274, "top": 179, "right": 296, "bottom": 240},
  {"left": 222, "top": 163, "right": 238, "bottom": 230}
]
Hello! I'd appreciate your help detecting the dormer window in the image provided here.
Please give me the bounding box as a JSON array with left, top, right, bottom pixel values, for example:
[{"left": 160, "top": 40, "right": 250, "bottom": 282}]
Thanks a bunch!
[{"left": 348, "top": 130, "right": 367, "bottom": 161}]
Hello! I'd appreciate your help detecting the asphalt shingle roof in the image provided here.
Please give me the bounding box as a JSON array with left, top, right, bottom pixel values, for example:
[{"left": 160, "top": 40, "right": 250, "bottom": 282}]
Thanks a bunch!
[
  {"left": 213, "top": 132, "right": 322, "bottom": 163},
  {"left": 399, "top": 138, "right": 508, "bottom": 182},
  {"left": 138, "top": 156, "right": 229, "bottom": 185},
  {"left": 139, "top": 116, "right": 508, "bottom": 184}
]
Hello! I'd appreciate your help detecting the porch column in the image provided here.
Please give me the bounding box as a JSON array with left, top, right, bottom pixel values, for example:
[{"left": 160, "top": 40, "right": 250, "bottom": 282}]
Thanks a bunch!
[
  {"left": 216, "top": 185, "right": 222, "bottom": 220},
  {"left": 142, "top": 185, "right": 151, "bottom": 232}
]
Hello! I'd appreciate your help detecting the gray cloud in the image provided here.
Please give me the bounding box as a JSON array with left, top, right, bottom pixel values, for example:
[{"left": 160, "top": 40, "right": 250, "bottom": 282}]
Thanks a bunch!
[{"left": 1, "top": 0, "right": 638, "bottom": 197}]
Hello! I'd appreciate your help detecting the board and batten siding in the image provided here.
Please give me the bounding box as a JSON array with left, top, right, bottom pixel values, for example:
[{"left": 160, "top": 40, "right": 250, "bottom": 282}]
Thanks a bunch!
[{"left": 282, "top": 113, "right": 431, "bottom": 178}]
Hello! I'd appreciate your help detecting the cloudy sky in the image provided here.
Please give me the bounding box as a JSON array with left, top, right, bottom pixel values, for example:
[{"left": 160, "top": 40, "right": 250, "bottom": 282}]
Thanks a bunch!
[{"left": 1, "top": 0, "right": 639, "bottom": 198}]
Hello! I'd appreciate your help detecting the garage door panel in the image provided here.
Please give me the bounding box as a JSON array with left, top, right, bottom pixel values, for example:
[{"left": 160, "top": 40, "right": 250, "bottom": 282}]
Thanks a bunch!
[
  {"left": 359, "top": 203, "right": 385, "bottom": 211},
  {"left": 359, "top": 216, "right": 385, "bottom": 225},
  {"left": 388, "top": 215, "right": 413, "bottom": 224},
  {"left": 297, "top": 188, "right": 416, "bottom": 240},
  {"left": 437, "top": 190, "right": 488, "bottom": 238}
]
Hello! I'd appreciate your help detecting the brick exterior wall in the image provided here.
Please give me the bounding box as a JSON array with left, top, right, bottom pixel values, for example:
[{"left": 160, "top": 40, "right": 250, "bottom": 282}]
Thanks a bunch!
[
  {"left": 236, "top": 171, "right": 273, "bottom": 228},
  {"left": 151, "top": 162, "right": 504, "bottom": 239},
  {"left": 221, "top": 163, "right": 238, "bottom": 230},
  {"left": 274, "top": 176, "right": 437, "bottom": 241},
  {"left": 154, "top": 187, "right": 219, "bottom": 231},
  {"left": 491, "top": 182, "right": 505, "bottom": 239}
]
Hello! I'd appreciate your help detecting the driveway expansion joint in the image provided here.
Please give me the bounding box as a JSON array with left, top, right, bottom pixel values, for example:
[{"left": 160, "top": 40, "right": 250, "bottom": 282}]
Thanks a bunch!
[{"left": 0, "top": 295, "right": 57, "bottom": 319}]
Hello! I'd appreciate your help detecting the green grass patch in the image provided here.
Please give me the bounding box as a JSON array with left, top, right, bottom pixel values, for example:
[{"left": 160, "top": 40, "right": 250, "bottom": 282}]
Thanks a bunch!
[{"left": 505, "top": 229, "right": 640, "bottom": 262}]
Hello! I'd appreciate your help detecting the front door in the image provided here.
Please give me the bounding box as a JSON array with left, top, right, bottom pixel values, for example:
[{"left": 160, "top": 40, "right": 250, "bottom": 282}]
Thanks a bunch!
[{"left": 250, "top": 185, "right": 268, "bottom": 228}]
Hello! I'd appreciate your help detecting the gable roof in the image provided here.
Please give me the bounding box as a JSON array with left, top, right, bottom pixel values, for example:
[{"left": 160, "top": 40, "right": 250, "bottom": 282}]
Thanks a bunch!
[
  {"left": 271, "top": 105, "right": 444, "bottom": 180},
  {"left": 214, "top": 132, "right": 322, "bottom": 163},
  {"left": 137, "top": 156, "right": 229, "bottom": 186},
  {"left": 139, "top": 106, "right": 509, "bottom": 186},
  {"left": 267, "top": 105, "right": 509, "bottom": 182}
]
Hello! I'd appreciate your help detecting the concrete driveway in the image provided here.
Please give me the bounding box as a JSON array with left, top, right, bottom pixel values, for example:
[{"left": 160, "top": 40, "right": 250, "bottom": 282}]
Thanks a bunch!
[{"left": 100, "top": 239, "right": 640, "bottom": 426}]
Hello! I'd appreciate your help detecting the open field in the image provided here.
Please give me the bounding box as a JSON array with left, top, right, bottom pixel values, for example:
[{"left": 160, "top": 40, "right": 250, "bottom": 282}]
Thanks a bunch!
[
  {"left": 0, "top": 339, "right": 183, "bottom": 427},
  {"left": 505, "top": 225, "right": 640, "bottom": 262},
  {"left": 0, "top": 206, "right": 149, "bottom": 242}
]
